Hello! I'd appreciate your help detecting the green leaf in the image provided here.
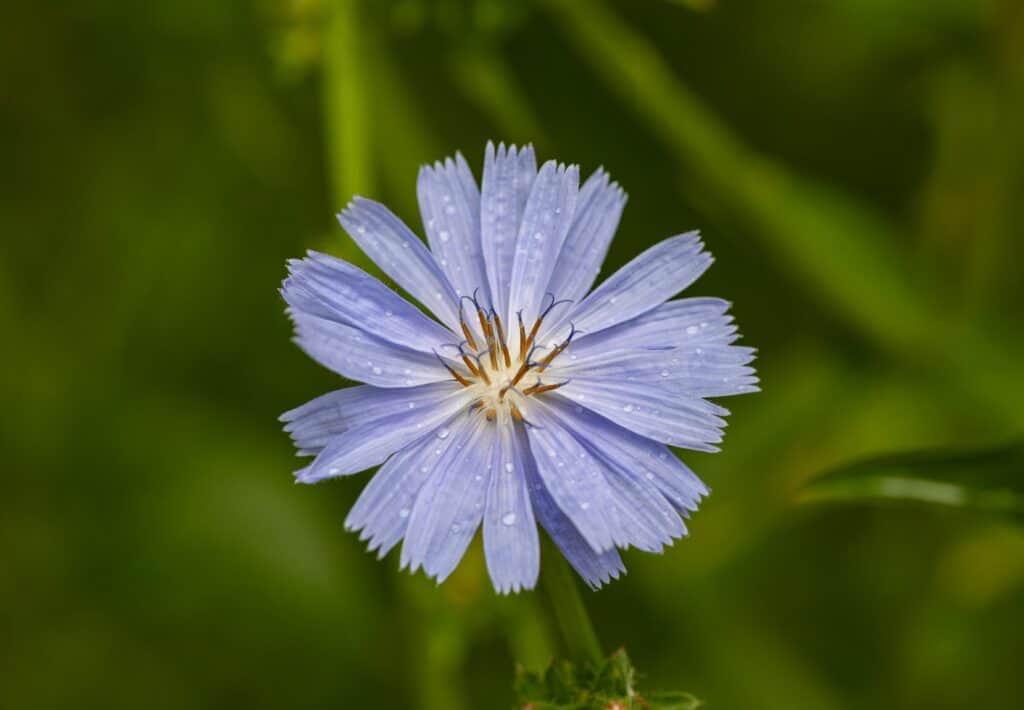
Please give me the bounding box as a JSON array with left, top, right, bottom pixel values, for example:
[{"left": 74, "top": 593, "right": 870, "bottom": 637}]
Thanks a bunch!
[
  {"left": 796, "top": 440, "right": 1024, "bottom": 518},
  {"left": 514, "top": 649, "right": 701, "bottom": 709}
]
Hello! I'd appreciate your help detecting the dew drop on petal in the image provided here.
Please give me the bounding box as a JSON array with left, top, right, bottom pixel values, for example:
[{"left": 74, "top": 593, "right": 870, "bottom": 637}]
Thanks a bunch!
[
  {"left": 502, "top": 513, "right": 517, "bottom": 526},
  {"left": 372, "top": 366, "right": 383, "bottom": 375},
  {"left": 623, "top": 404, "right": 634, "bottom": 412},
  {"left": 439, "top": 230, "right": 451, "bottom": 243},
  {"left": 328, "top": 467, "right": 340, "bottom": 475},
  {"left": 580, "top": 501, "right": 591, "bottom": 510},
  {"left": 504, "top": 462, "right": 514, "bottom": 473},
  {"left": 437, "top": 428, "right": 450, "bottom": 439},
  {"left": 399, "top": 508, "right": 410, "bottom": 518},
  {"left": 686, "top": 325, "right": 699, "bottom": 335}
]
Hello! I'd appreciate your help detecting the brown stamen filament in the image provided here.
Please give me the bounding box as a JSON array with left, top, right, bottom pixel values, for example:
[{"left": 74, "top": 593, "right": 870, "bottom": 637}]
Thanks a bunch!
[{"left": 493, "top": 314, "right": 512, "bottom": 368}]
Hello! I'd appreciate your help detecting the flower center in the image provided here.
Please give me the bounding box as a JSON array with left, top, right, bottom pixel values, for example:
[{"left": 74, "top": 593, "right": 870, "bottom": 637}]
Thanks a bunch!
[{"left": 436, "top": 295, "right": 577, "bottom": 422}]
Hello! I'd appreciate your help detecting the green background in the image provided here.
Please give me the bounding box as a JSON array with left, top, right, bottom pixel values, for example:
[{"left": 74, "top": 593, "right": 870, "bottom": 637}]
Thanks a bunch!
[{"left": 3, "top": 0, "right": 1023, "bottom": 707}]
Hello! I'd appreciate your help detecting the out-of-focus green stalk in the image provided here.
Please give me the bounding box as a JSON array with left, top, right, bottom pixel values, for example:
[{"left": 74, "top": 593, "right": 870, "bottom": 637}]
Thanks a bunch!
[
  {"left": 322, "top": 0, "right": 373, "bottom": 213},
  {"left": 450, "top": 44, "right": 546, "bottom": 146},
  {"left": 540, "top": 535, "right": 603, "bottom": 666},
  {"left": 545, "top": 0, "right": 1024, "bottom": 427}
]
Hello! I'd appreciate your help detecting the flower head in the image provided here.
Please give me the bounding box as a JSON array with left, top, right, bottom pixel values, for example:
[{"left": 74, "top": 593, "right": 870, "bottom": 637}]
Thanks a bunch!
[{"left": 281, "top": 143, "right": 758, "bottom": 593}]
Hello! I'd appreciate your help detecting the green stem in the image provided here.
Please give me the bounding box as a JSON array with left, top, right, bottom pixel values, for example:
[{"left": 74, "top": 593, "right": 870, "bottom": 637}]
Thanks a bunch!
[{"left": 540, "top": 535, "right": 604, "bottom": 666}]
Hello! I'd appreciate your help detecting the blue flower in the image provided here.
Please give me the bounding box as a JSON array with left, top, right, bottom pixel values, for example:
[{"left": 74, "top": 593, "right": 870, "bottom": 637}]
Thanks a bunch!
[{"left": 281, "top": 143, "right": 758, "bottom": 593}]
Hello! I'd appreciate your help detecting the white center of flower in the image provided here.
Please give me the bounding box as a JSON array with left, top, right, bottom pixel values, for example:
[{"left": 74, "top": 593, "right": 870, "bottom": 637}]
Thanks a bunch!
[{"left": 436, "top": 296, "right": 576, "bottom": 422}]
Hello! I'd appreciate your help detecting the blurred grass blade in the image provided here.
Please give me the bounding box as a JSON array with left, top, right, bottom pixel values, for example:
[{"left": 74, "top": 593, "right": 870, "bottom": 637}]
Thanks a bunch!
[
  {"left": 796, "top": 441, "right": 1024, "bottom": 518},
  {"left": 544, "top": 0, "right": 1024, "bottom": 426},
  {"left": 323, "top": 0, "right": 373, "bottom": 208},
  {"left": 449, "top": 44, "right": 546, "bottom": 146}
]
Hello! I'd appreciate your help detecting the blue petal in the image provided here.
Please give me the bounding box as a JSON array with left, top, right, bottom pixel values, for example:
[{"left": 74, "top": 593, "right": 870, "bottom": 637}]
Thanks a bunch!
[
  {"left": 417, "top": 154, "right": 492, "bottom": 308},
  {"left": 544, "top": 168, "right": 626, "bottom": 305},
  {"left": 400, "top": 414, "right": 494, "bottom": 581},
  {"left": 344, "top": 420, "right": 467, "bottom": 559},
  {"left": 520, "top": 427, "right": 625, "bottom": 589},
  {"left": 565, "top": 298, "right": 738, "bottom": 356},
  {"left": 481, "top": 142, "right": 537, "bottom": 321},
  {"left": 281, "top": 381, "right": 464, "bottom": 455},
  {"left": 483, "top": 415, "right": 540, "bottom": 594},
  {"left": 541, "top": 397, "right": 708, "bottom": 514},
  {"left": 505, "top": 161, "right": 580, "bottom": 332},
  {"left": 338, "top": 197, "right": 462, "bottom": 331},
  {"left": 296, "top": 388, "right": 471, "bottom": 483},
  {"left": 535, "top": 400, "right": 686, "bottom": 553},
  {"left": 284, "top": 251, "right": 453, "bottom": 353},
  {"left": 556, "top": 232, "right": 711, "bottom": 338},
  {"left": 554, "top": 381, "right": 727, "bottom": 451},
  {"left": 523, "top": 402, "right": 626, "bottom": 553},
  {"left": 289, "top": 310, "right": 450, "bottom": 388}
]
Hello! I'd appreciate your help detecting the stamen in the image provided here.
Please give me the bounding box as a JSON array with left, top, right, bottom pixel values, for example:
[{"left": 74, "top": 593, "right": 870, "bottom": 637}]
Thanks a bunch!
[
  {"left": 462, "top": 349, "right": 491, "bottom": 385},
  {"left": 433, "top": 351, "right": 473, "bottom": 388},
  {"left": 517, "top": 310, "right": 527, "bottom": 356},
  {"left": 459, "top": 295, "right": 480, "bottom": 351},
  {"left": 485, "top": 407, "right": 497, "bottom": 421},
  {"left": 523, "top": 381, "right": 566, "bottom": 396},
  {"left": 535, "top": 323, "right": 578, "bottom": 371},
  {"left": 510, "top": 403, "right": 524, "bottom": 421},
  {"left": 492, "top": 312, "right": 512, "bottom": 368},
  {"left": 460, "top": 320, "right": 478, "bottom": 352},
  {"left": 476, "top": 310, "right": 499, "bottom": 370}
]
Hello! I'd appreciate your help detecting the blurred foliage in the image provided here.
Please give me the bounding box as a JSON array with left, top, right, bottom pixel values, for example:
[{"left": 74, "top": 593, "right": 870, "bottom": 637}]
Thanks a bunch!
[
  {"left": 798, "top": 441, "right": 1024, "bottom": 518},
  {"left": 2, "top": 0, "right": 1023, "bottom": 708}
]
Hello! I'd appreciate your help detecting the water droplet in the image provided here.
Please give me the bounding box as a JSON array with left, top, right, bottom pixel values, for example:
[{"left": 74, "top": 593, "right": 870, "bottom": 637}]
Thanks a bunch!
[
  {"left": 686, "top": 325, "right": 699, "bottom": 335},
  {"left": 645, "top": 472, "right": 655, "bottom": 480},
  {"left": 532, "top": 231, "right": 544, "bottom": 242},
  {"left": 504, "top": 462, "right": 514, "bottom": 473},
  {"left": 502, "top": 513, "right": 517, "bottom": 526},
  {"left": 450, "top": 523, "right": 461, "bottom": 533},
  {"left": 444, "top": 205, "right": 456, "bottom": 215},
  {"left": 407, "top": 402, "right": 416, "bottom": 409},
  {"left": 372, "top": 366, "right": 383, "bottom": 375},
  {"left": 399, "top": 508, "right": 410, "bottom": 518},
  {"left": 580, "top": 501, "right": 591, "bottom": 510},
  {"left": 357, "top": 226, "right": 366, "bottom": 234},
  {"left": 401, "top": 241, "right": 410, "bottom": 249},
  {"left": 474, "top": 474, "right": 482, "bottom": 481},
  {"left": 328, "top": 467, "right": 340, "bottom": 474},
  {"left": 660, "top": 370, "right": 670, "bottom": 378},
  {"left": 385, "top": 310, "right": 393, "bottom": 317},
  {"left": 437, "top": 428, "right": 450, "bottom": 439},
  {"left": 609, "top": 296, "right": 617, "bottom": 304},
  {"left": 623, "top": 404, "right": 634, "bottom": 412},
  {"left": 439, "top": 230, "right": 451, "bottom": 242}
]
